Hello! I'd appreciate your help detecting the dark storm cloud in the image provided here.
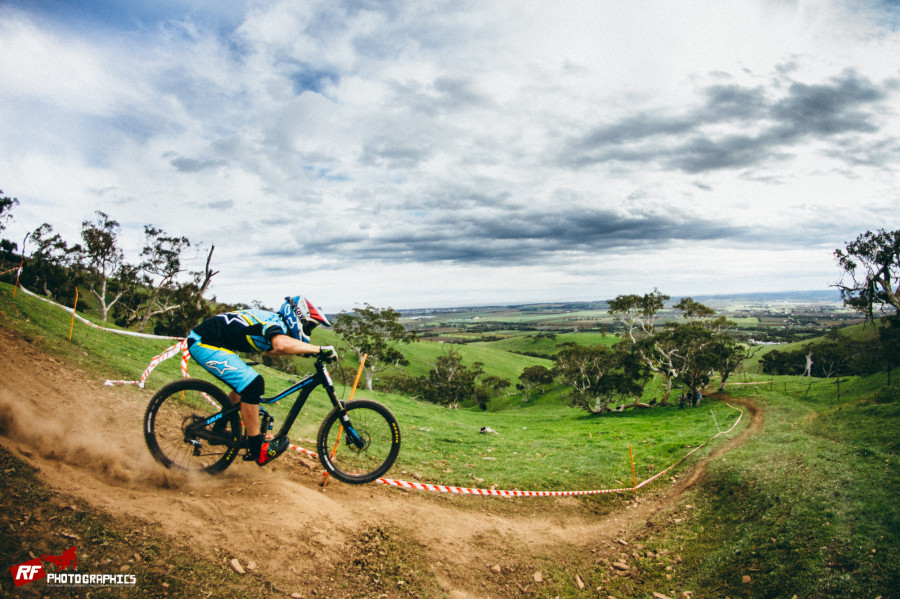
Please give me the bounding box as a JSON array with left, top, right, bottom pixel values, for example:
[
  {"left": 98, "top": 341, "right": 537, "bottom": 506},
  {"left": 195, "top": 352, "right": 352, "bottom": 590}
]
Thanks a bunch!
[
  {"left": 561, "top": 70, "right": 895, "bottom": 173},
  {"left": 272, "top": 204, "right": 751, "bottom": 265},
  {"left": 769, "top": 73, "right": 885, "bottom": 138}
]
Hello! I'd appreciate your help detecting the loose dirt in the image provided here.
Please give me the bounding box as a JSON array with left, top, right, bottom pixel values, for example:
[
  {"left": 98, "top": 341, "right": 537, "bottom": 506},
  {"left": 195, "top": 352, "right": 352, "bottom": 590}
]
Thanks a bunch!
[{"left": 0, "top": 325, "right": 761, "bottom": 597}]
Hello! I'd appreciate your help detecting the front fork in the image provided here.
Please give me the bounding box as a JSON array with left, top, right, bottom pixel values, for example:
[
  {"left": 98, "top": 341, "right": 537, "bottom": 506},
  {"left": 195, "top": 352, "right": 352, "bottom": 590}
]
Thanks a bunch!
[
  {"left": 339, "top": 409, "right": 366, "bottom": 449},
  {"left": 324, "top": 368, "right": 366, "bottom": 449}
]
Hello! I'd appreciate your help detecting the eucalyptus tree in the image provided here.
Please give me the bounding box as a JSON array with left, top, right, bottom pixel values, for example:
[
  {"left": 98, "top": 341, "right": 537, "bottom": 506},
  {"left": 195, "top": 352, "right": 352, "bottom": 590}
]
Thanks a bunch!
[
  {"left": 24, "top": 223, "right": 81, "bottom": 302},
  {"left": 519, "top": 364, "right": 554, "bottom": 396},
  {"left": 418, "top": 347, "right": 486, "bottom": 410},
  {"left": 608, "top": 289, "right": 681, "bottom": 404},
  {"left": 608, "top": 288, "right": 669, "bottom": 342},
  {"left": 552, "top": 344, "right": 630, "bottom": 414},
  {"left": 0, "top": 190, "right": 18, "bottom": 235},
  {"left": 113, "top": 225, "right": 193, "bottom": 331},
  {"left": 333, "top": 304, "right": 417, "bottom": 391},
  {"left": 79, "top": 211, "right": 132, "bottom": 321},
  {"left": 0, "top": 190, "right": 20, "bottom": 270},
  {"left": 706, "top": 335, "right": 752, "bottom": 392},
  {"left": 835, "top": 228, "right": 900, "bottom": 321}
]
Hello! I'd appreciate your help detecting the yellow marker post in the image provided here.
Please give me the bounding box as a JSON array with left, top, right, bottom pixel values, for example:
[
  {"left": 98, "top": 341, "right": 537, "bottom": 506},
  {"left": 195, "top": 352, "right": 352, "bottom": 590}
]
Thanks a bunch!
[
  {"left": 68, "top": 287, "right": 79, "bottom": 340},
  {"left": 12, "top": 261, "right": 23, "bottom": 298},
  {"left": 322, "top": 353, "right": 367, "bottom": 489},
  {"left": 629, "top": 445, "right": 637, "bottom": 492}
]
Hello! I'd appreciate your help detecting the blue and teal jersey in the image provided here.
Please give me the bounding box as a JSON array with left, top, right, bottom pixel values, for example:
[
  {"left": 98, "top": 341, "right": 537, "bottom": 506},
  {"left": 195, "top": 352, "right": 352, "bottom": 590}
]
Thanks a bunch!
[{"left": 190, "top": 309, "right": 288, "bottom": 354}]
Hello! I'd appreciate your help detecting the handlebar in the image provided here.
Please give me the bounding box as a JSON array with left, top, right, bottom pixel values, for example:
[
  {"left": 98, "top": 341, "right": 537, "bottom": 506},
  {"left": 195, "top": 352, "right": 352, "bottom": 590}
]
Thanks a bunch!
[
  {"left": 313, "top": 352, "right": 338, "bottom": 365},
  {"left": 315, "top": 346, "right": 338, "bottom": 364}
]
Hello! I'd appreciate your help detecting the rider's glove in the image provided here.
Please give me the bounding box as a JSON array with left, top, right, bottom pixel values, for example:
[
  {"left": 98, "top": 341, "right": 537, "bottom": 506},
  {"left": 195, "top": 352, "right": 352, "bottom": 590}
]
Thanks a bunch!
[{"left": 318, "top": 345, "right": 337, "bottom": 362}]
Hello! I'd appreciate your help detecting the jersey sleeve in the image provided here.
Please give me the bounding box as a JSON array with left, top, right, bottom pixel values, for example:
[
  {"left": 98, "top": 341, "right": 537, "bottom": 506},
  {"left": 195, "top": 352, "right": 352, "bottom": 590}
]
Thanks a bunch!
[{"left": 261, "top": 315, "right": 288, "bottom": 343}]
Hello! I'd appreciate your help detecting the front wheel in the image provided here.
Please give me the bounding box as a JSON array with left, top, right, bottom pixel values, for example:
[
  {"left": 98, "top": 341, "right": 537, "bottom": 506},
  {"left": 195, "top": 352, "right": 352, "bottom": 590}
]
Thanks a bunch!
[
  {"left": 144, "top": 379, "right": 242, "bottom": 475},
  {"left": 316, "top": 400, "right": 401, "bottom": 484}
]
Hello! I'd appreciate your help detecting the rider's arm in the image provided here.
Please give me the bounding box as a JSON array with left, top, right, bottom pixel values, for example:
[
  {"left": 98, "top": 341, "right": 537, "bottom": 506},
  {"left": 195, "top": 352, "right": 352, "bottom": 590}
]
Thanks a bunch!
[{"left": 266, "top": 334, "right": 320, "bottom": 356}]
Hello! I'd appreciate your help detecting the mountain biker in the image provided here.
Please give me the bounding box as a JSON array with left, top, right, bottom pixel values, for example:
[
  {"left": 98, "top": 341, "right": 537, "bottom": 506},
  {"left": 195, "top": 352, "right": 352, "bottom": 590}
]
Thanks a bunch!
[{"left": 186, "top": 296, "right": 336, "bottom": 465}]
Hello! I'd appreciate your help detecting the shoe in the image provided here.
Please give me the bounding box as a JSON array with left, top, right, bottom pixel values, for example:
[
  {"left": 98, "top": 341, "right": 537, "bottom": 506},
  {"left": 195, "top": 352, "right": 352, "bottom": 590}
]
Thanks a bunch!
[
  {"left": 258, "top": 435, "right": 290, "bottom": 466},
  {"left": 240, "top": 433, "right": 273, "bottom": 447},
  {"left": 243, "top": 434, "right": 289, "bottom": 466}
]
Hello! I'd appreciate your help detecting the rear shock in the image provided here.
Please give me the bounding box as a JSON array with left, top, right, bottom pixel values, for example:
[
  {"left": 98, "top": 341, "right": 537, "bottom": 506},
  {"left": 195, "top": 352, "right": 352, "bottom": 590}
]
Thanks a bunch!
[{"left": 259, "top": 408, "right": 274, "bottom": 435}]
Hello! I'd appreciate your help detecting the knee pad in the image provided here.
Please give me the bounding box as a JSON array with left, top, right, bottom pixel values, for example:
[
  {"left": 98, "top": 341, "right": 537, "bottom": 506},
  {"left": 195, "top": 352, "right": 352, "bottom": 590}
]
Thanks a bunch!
[{"left": 239, "top": 375, "right": 265, "bottom": 405}]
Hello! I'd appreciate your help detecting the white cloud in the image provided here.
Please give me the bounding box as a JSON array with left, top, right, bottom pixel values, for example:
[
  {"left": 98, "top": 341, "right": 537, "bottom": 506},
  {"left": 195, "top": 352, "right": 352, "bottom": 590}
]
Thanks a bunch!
[{"left": 1, "top": 0, "right": 899, "bottom": 311}]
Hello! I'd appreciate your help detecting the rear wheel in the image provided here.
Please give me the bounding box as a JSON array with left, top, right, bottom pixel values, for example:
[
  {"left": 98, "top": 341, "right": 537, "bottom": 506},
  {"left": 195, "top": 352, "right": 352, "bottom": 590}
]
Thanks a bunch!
[
  {"left": 144, "top": 379, "right": 241, "bottom": 474},
  {"left": 316, "top": 400, "right": 401, "bottom": 484}
]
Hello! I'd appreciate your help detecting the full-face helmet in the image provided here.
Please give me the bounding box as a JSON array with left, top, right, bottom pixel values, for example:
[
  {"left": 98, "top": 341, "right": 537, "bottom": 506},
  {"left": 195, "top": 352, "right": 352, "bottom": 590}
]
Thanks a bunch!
[{"left": 279, "top": 296, "right": 331, "bottom": 343}]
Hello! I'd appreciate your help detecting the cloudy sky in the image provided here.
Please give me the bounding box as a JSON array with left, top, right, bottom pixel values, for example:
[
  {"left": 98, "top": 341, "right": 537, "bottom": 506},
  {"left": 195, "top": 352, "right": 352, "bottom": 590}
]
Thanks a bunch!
[{"left": 2, "top": 0, "right": 899, "bottom": 311}]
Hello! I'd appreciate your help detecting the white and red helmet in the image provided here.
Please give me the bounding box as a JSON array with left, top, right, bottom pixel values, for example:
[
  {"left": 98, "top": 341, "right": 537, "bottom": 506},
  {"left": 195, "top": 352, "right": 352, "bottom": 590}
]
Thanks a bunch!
[{"left": 280, "top": 296, "right": 331, "bottom": 343}]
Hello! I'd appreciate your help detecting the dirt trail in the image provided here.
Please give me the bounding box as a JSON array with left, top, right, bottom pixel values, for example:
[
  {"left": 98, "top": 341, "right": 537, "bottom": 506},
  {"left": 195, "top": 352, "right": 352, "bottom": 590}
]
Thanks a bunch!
[{"left": 0, "top": 326, "right": 762, "bottom": 597}]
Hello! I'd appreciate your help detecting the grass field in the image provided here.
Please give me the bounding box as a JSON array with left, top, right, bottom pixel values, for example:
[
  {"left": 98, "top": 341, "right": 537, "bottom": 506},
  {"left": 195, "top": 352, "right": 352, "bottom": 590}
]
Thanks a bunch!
[
  {"left": 619, "top": 373, "right": 900, "bottom": 599},
  {"left": 471, "top": 330, "right": 619, "bottom": 356}
]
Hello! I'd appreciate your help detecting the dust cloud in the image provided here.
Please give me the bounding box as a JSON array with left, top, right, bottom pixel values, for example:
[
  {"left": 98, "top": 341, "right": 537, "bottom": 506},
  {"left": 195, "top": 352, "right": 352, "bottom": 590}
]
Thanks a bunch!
[{"left": 0, "top": 387, "right": 212, "bottom": 490}]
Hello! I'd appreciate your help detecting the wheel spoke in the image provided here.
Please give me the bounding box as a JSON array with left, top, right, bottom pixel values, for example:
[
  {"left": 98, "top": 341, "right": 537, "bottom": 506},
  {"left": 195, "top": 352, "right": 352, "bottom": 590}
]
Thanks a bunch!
[{"left": 144, "top": 380, "right": 240, "bottom": 475}]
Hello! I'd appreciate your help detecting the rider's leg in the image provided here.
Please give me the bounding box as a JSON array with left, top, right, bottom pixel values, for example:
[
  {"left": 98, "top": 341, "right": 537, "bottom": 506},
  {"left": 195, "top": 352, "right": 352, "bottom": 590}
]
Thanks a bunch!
[
  {"left": 231, "top": 390, "right": 273, "bottom": 440},
  {"left": 186, "top": 339, "right": 287, "bottom": 465},
  {"left": 237, "top": 375, "right": 264, "bottom": 444},
  {"left": 229, "top": 385, "right": 260, "bottom": 437},
  {"left": 237, "top": 377, "right": 287, "bottom": 465},
  {"left": 211, "top": 390, "right": 242, "bottom": 433},
  {"left": 188, "top": 339, "right": 262, "bottom": 437},
  {"left": 241, "top": 401, "right": 261, "bottom": 438}
]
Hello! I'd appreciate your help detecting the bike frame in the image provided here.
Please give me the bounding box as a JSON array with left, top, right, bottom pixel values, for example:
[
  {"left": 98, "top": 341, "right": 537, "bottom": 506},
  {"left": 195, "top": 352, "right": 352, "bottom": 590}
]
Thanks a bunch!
[{"left": 196, "top": 359, "right": 365, "bottom": 449}]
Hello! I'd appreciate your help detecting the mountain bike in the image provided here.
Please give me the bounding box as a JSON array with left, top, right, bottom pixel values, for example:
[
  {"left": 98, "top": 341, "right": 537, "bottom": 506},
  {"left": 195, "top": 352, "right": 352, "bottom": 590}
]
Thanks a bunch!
[{"left": 143, "top": 355, "right": 400, "bottom": 484}]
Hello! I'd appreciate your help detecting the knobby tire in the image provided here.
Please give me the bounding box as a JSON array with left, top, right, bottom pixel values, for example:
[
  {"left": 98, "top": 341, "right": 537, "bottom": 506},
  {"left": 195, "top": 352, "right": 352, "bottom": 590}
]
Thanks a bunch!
[{"left": 316, "top": 400, "right": 401, "bottom": 484}]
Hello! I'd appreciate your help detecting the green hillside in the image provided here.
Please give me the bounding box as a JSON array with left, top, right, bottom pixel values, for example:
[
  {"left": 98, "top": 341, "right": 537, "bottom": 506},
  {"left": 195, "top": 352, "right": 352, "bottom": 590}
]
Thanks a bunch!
[
  {"left": 471, "top": 330, "right": 618, "bottom": 357},
  {"left": 744, "top": 318, "right": 888, "bottom": 373},
  {"left": 395, "top": 338, "right": 551, "bottom": 381},
  {"left": 304, "top": 317, "right": 550, "bottom": 385},
  {"left": 2, "top": 281, "right": 898, "bottom": 598}
]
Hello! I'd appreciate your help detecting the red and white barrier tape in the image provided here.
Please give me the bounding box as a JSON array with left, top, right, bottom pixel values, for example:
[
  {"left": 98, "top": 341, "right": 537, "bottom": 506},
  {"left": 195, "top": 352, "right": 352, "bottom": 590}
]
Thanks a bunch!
[
  {"left": 104, "top": 338, "right": 190, "bottom": 388},
  {"left": 368, "top": 404, "right": 743, "bottom": 498},
  {"left": 373, "top": 478, "right": 637, "bottom": 497},
  {"left": 289, "top": 444, "right": 319, "bottom": 458},
  {"left": 10, "top": 284, "right": 193, "bottom": 389},
  {"left": 287, "top": 444, "right": 625, "bottom": 495}
]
